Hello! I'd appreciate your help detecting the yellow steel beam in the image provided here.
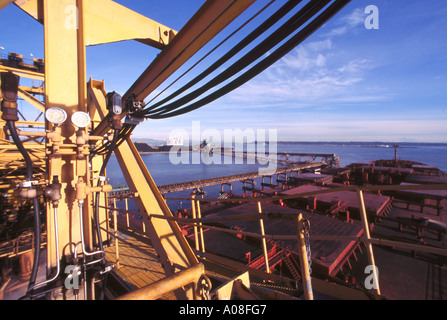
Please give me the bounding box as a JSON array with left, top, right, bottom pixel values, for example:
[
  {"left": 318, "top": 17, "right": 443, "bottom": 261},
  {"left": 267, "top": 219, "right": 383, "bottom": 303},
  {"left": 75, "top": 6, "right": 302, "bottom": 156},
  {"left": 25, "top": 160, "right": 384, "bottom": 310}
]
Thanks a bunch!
[
  {"left": 42, "top": 0, "right": 91, "bottom": 273},
  {"left": 0, "top": 0, "right": 14, "bottom": 11},
  {"left": 0, "top": 143, "right": 45, "bottom": 150},
  {"left": 77, "top": 0, "right": 88, "bottom": 114},
  {"left": 0, "top": 120, "right": 44, "bottom": 127},
  {"left": 88, "top": 81, "right": 199, "bottom": 299},
  {"left": 0, "top": 66, "right": 44, "bottom": 81},
  {"left": 116, "top": 263, "right": 205, "bottom": 300},
  {"left": 92, "top": 0, "right": 256, "bottom": 137},
  {"left": 114, "top": 137, "right": 199, "bottom": 299},
  {"left": 10, "top": 0, "right": 177, "bottom": 48},
  {"left": 13, "top": 0, "right": 43, "bottom": 22},
  {"left": 83, "top": 0, "right": 177, "bottom": 48},
  {"left": 126, "top": 0, "right": 256, "bottom": 102},
  {"left": 87, "top": 79, "right": 113, "bottom": 246},
  {"left": 19, "top": 86, "right": 45, "bottom": 96},
  {"left": 18, "top": 87, "right": 45, "bottom": 113}
]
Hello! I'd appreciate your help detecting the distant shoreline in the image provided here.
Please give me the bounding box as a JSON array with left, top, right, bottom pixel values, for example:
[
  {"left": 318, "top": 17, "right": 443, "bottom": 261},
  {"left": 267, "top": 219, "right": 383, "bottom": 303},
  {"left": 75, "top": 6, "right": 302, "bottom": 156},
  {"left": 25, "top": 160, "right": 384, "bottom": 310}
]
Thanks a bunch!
[
  {"left": 275, "top": 141, "right": 447, "bottom": 146},
  {"left": 133, "top": 140, "right": 447, "bottom": 152}
]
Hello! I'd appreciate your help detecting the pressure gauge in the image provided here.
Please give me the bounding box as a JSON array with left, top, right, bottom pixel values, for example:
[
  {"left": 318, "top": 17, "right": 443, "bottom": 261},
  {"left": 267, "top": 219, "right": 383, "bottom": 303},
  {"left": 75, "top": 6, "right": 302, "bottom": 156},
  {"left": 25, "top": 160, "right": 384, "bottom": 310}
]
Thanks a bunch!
[
  {"left": 45, "top": 107, "right": 67, "bottom": 125},
  {"left": 71, "top": 111, "right": 91, "bottom": 128}
]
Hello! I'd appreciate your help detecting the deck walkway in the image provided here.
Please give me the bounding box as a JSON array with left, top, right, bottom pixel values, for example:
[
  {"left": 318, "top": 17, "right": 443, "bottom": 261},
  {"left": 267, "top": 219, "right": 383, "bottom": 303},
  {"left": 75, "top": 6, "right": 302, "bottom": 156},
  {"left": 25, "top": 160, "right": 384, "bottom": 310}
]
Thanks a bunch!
[
  {"left": 104, "top": 232, "right": 176, "bottom": 300},
  {"left": 103, "top": 229, "right": 298, "bottom": 299}
]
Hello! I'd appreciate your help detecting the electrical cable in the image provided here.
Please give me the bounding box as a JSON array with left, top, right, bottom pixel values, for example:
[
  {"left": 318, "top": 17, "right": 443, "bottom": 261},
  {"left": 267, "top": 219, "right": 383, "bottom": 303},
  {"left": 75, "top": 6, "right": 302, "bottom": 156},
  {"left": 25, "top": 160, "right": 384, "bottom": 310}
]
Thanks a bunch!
[
  {"left": 94, "top": 128, "right": 120, "bottom": 261},
  {"left": 91, "top": 0, "right": 288, "bottom": 157},
  {"left": 143, "top": 0, "right": 277, "bottom": 109},
  {"left": 92, "top": 1, "right": 351, "bottom": 153},
  {"left": 6, "top": 120, "right": 42, "bottom": 295},
  {"left": 140, "top": 0, "right": 326, "bottom": 117},
  {"left": 147, "top": 0, "right": 349, "bottom": 119},
  {"left": 27, "top": 206, "right": 60, "bottom": 293}
]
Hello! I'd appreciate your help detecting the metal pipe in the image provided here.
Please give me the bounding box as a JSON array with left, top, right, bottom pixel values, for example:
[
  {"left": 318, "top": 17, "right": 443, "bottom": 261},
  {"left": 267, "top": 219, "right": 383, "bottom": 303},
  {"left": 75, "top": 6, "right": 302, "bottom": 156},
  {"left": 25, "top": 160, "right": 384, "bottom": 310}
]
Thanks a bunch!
[
  {"left": 116, "top": 263, "right": 205, "bottom": 300},
  {"left": 196, "top": 200, "right": 205, "bottom": 253},
  {"left": 28, "top": 206, "right": 60, "bottom": 291},
  {"left": 78, "top": 201, "right": 105, "bottom": 260},
  {"left": 13, "top": 128, "right": 47, "bottom": 137},
  {"left": 93, "top": 129, "right": 119, "bottom": 264},
  {"left": 297, "top": 214, "right": 313, "bottom": 300},
  {"left": 190, "top": 194, "right": 199, "bottom": 251},
  {"left": 113, "top": 198, "right": 120, "bottom": 269},
  {"left": 356, "top": 189, "right": 381, "bottom": 296},
  {"left": 257, "top": 201, "right": 270, "bottom": 273},
  {"left": 71, "top": 242, "right": 82, "bottom": 301},
  {"left": 125, "top": 198, "right": 129, "bottom": 228},
  {"left": 6, "top": 119, "right": 42, "bottom": 295}
]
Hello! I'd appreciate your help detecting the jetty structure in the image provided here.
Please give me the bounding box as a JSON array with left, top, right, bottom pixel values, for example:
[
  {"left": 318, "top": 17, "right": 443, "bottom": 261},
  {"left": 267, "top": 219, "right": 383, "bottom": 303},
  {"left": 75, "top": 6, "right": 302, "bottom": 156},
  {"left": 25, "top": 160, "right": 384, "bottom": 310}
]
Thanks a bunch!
[{"left": 1, "top": 0, "right": 446, "bottom": 302}]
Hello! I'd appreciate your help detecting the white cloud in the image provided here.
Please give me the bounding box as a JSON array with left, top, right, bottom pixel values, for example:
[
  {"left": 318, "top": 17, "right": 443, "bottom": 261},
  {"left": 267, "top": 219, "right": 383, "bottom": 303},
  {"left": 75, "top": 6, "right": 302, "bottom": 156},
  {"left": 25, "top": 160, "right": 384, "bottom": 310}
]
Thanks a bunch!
[
  {"left": 272, "top": 119, "right": 447, "bottom": 142},
  {"left": 337, "top": 58, "right": 371, "bottom": 74},
  {"left": 223, "top": 38, "right": 382, "bottom": 106},
  {"left": 342, "top": 8, "right": 365, "bottom": 28},
  {"left": 323, "top": 26, "right": 348, "bottom": 38},
  {"left": 321, "top": 8, "right": 365, "bottom": 38}
]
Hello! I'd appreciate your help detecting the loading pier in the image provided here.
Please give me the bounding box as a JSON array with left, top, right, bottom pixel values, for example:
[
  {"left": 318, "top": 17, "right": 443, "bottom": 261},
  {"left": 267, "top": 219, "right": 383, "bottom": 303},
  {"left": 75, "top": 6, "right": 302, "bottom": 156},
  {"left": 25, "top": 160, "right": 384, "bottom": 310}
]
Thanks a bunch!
[{"left": 109, "top": 162, "right": 326, "bottom": 196}]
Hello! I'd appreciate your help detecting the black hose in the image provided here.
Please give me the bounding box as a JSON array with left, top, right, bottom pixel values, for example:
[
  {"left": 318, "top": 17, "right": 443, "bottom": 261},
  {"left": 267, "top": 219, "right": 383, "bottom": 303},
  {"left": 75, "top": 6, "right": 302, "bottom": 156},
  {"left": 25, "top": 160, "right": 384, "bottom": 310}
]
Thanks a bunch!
[
  {"left": 94, "top": 128, "right": 120, "bottom": 259},
  {"left": 29, "top": 197, "right": 41, "bottom": 291},
  {"left": 93, "top": 128, "right": 119, "bottom": 300},
  {"left": 91, "top": 123, "right": 134, "bottom": 156},
  {"left": 140, "top": 0, "right": 304, "bottom": 116},
  {"left": 7, "top": 121, "right": 33, "bottom": 181},
  {"left": 6, "top": 120, "right": 41, "bottom": 294},
  {"left": 148, "top": 0, "right": 350, "bottom": 119},
  {"left": 143, "top": 0, "right": 328, "bottom": 118}
]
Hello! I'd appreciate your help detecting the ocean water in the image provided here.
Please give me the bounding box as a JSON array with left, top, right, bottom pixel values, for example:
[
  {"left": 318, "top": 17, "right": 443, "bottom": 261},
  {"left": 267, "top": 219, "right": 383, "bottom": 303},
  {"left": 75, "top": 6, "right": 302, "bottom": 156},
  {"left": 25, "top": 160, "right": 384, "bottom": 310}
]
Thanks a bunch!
[{"left": 105, "top": 142, "right": 447, "bottom": 212}]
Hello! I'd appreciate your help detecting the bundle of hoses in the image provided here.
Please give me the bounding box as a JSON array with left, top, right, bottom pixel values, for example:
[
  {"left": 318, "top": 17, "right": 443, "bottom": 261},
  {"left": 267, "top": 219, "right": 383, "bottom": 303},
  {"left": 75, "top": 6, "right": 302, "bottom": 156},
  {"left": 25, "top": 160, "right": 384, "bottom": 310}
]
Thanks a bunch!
[
  {"left": 91, "top": 0, "right": 350, "bottom": 156},
  {"left": 94, "top": 128, "right": 120, "bottom": 259},
  {"left": 94, "top": 0, "right": 350, "bottom": 154},
  {"left": 6, "top": 120, "right": 41, "bottom": 295}
]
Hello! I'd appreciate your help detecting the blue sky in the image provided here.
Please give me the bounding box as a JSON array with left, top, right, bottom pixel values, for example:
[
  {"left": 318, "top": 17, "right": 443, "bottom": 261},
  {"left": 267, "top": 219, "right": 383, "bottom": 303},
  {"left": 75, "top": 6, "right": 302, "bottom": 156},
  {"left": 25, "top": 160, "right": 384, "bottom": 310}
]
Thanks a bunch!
[{"left": 1, "top": 1, "right": 446, "bottom": 142}]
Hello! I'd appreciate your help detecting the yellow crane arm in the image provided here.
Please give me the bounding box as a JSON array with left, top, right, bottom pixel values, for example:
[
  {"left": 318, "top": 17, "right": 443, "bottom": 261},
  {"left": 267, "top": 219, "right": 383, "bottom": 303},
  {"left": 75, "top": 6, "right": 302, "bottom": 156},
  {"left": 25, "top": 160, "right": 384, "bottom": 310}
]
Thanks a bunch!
[{"left": 7, "top": 0, "right": 177, "bottom": 49}]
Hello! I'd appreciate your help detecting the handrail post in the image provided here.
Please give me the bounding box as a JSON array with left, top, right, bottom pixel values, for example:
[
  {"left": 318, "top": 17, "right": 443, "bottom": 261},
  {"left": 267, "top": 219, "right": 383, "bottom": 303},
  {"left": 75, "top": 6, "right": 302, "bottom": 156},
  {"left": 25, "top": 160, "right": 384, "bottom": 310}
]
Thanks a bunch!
[
  {"left": 196, "top": 199, "right": 205, "bottom": 253},
  {"left": 116, "top": 263, "right": 206, "bottom": 300},
  {"left": 257, "top": 201, "right": 270, "bottom": 273},
  {"left": 297, "top": 213, "right": 313, "bottom": 300},
  {"left": 113, "top": 198, "right": 120, "bottom": 269},
  {"left": 190, "top": 193, "right": 199, "bottom": 251},
  {"left": 356, "top": 188, "right": 380, "bottom": 296},
  {"left": 125, "top": 198, "right": 130, "bottom": 229}
]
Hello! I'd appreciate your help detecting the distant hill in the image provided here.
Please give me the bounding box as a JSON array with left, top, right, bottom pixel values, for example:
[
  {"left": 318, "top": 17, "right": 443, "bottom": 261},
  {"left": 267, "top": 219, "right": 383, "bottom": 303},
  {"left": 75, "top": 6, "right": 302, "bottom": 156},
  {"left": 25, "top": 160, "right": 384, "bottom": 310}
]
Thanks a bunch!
[
  {"left": 134, "top": 142, "right": 157, "bottom": 152},
  {"left": 132, "top": 138, "right": 166, "bottom": 146},
  {"left": 134, "top": 141, "right": 178, "bottom": 153},
  {"left": 276, "top": 141, "right": 447, "bottom": 147}
]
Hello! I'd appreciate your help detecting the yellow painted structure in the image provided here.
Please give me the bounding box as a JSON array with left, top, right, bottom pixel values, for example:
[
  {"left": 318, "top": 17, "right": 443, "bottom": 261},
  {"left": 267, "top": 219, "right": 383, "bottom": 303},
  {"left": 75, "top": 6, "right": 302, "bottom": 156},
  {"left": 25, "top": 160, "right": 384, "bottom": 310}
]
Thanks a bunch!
[
  {"left": 2, "top": 0, "right": 411, "bottom": 302},
  {"left": 0, "top": 0, "right": 256, "bottom": 300}
]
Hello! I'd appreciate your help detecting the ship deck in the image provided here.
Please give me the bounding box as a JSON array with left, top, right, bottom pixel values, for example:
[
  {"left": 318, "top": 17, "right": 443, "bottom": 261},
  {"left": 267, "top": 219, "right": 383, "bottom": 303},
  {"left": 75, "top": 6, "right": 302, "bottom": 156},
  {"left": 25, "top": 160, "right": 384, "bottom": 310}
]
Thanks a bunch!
[
  {"left": 280, "top": 184, "right": 393, "bottom": 218},
  {"left": 104, "top": 229, "right": 299, "bottom": 300},
  {"left": 104, "top": 232, "right": 177, "bottom": 300},
  {"left": 196, "top": 202, "right": 364, "bottom": 277}
]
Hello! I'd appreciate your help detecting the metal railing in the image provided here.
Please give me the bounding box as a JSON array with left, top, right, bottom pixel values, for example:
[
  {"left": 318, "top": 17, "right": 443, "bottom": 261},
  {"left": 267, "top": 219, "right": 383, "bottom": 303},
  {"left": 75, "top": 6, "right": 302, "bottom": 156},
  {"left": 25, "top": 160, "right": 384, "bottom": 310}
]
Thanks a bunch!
[{"left": 105, "top": 183, "right": 447, "bottom": 300}]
